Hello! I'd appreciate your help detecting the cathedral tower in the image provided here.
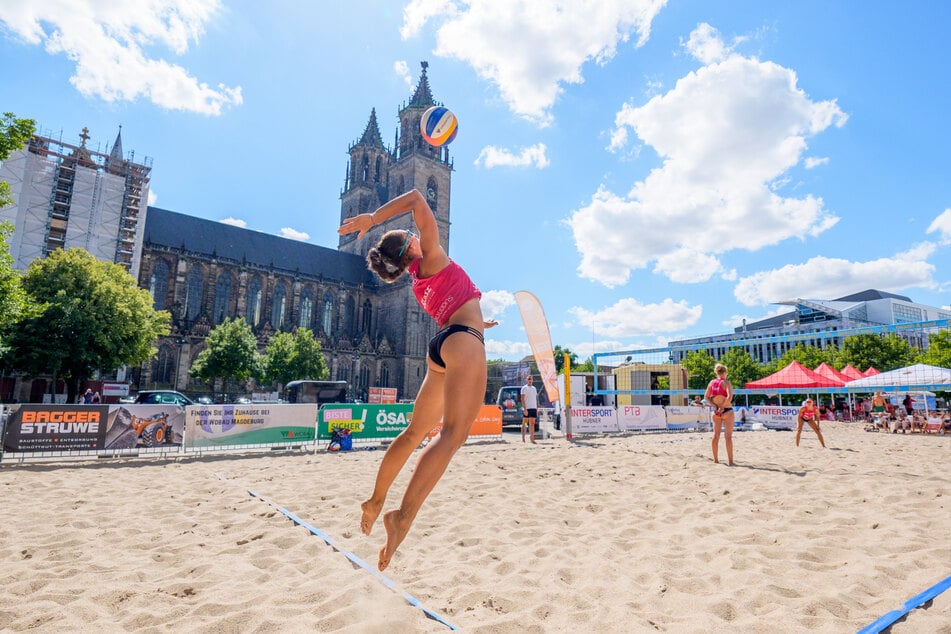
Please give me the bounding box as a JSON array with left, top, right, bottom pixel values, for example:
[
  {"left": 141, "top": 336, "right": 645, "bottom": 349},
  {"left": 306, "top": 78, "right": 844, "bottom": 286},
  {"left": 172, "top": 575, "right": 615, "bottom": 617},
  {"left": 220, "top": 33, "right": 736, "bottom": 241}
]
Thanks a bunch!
[{"left": 338, "top": 61, "right": 453, "bottom": 256}]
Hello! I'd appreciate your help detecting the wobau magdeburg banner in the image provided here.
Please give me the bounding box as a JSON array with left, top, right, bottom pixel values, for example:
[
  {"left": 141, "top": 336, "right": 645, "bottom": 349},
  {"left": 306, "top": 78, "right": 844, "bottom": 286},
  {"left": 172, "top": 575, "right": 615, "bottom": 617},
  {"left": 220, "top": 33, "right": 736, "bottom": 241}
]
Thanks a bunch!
[
  {"left": 3, "top": 405, "right": 190, "bottom": 453},
  {"left": 184, "top": 404, "right": 318, "bottom": 447},
  {"left": 318, "top": 403, "right": 415, "bottom": 440}
]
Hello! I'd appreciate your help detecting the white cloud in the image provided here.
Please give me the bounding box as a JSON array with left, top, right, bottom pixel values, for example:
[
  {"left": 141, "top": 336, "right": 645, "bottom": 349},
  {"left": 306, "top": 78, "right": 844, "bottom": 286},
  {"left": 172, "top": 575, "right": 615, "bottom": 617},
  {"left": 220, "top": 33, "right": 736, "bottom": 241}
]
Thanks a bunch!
[
  {"left": 485, "top": 338, "right": 531, "bottom": 360},
  {"left": 568, "top": 26, "right": 847, "bottom": 287},
  {"left": 147, "top": 188, "right": 157, "bottom": 206},
  {"left": 568, "top": 297, "right": 702, "bottom": 338},
  {"left": 804, "top": 156, "right": 829, "bottom": 169},
  {"left": 393, "top": 60, "right": 413, "bottom": 89},
  {"left": 683, "top": 22, "right": 734, "bottom": 64},
  {"left": 926, "top": 208, "right": 951, "bottom": 245},
  {"left": 0, "top": 0, "right": 241, "bottom": 114},
  {"left": 280, "top": 227, "right": 310, "bottom": 241},
  {"left": 220, "top": 217, "right": 247, "bottom": 228},
  {"left": 733, "top": 245, "right": 938, "bottom": 306},
  {"left": 474, "top": 143, "right": 549, "bottom": 169},
  {"left": 480, "top": 289, "right": 517, "bottom": 320},
  {"left": 401, "top": 0, "right": 667, "bottom": 125}
]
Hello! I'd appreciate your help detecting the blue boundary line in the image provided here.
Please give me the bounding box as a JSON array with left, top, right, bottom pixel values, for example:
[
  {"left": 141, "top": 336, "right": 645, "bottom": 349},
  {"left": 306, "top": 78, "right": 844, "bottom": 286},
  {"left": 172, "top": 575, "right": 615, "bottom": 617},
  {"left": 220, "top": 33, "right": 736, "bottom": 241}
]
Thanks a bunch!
[
  {"left": 857, "top": 574, "right": 951, "bottom": 633},
  {"left": 246, "top": 489, "right": 458, "bottom": 631}
]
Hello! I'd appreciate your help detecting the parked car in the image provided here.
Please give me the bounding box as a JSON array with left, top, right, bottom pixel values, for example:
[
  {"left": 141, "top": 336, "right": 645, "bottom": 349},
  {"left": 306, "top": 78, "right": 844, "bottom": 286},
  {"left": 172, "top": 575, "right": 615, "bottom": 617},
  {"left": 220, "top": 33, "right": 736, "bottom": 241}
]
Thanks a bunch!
[
  {"left": 195, "top": 395, "right": 213, "bottom": 405},
  {"left": 496, "top": 385, "right": 524, "bottom": 426},
  {"left": 133, "top": 390, "right": 194, "bottom": 406}
]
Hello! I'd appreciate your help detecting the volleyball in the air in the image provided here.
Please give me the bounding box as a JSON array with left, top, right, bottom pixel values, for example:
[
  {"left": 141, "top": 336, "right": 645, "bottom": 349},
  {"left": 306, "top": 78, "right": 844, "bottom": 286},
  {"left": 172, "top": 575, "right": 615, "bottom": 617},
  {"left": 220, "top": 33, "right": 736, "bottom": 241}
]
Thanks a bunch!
[{"left": 420, "top": 106, "right": 458, "bottom": 146}]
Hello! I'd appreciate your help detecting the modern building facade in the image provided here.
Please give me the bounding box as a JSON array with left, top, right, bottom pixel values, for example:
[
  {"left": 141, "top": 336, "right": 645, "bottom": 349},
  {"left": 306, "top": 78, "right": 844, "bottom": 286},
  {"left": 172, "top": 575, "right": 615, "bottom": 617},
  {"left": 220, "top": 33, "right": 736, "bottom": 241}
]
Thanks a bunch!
[
  {"left": 2, "top": 62, "right": 455, "bottom": 402},
  {"left": 669, "top": 289, "right": 951, "bottom": 364}
]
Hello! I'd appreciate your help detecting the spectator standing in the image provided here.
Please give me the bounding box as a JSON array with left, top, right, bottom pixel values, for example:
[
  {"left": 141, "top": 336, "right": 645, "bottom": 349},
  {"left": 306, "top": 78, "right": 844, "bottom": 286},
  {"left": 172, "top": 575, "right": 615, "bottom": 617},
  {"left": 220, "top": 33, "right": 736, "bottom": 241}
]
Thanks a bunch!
[{"left": 521, "top": 375, "right": 538, "bottom": 444}]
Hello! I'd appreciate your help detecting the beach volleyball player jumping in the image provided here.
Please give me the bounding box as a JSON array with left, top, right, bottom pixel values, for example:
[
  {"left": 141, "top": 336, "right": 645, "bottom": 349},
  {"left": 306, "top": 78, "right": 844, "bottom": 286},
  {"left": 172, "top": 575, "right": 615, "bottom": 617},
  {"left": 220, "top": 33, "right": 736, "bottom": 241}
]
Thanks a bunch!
[{"left": 339, "top": 188, "right": 497, "bottom": 571}]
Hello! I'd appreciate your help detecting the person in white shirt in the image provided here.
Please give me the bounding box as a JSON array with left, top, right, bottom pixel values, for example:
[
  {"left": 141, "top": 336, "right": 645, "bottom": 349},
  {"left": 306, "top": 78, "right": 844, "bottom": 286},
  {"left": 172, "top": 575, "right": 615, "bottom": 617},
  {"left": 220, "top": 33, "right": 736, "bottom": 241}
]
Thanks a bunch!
[{"left": 521, "top": 375, "right": 538, "bottom": 444}]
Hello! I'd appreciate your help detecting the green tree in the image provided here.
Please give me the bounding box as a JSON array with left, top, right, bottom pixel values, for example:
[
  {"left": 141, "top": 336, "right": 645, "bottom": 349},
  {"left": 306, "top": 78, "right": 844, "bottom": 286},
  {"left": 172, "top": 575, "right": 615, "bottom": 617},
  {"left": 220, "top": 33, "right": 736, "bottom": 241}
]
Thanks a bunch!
[
  {"left": 263, "top": 327, "right": 329, "bottom": 389},
  {"left": 682, "top": 349, "right": 716, "bottom": 389},
  {"left": 553, "top": 345, "right": 577, "bottom": 373},
  {"left": 574, "top": 356, "right": 594, "bottom": 372},
  {"left": 8, "top": 247, "right": 170, "bottom": 402},
  {"left": 918, "top": 328, "right": 951, "bottom": 368},
  {"left": 720, "top": 347, "right": 762, "bottom": 389},
  {"left": 0, "top": 222, "right": 28, "bottom": 354},
  {"left": 191, "top": 317, "right": 261, "bottom": 395},
  {"left": 0, "top": 113, "right": 36, "bottom": 208},
  {"left": 840, "top": 333, "right": 916, "bottom": 372}
]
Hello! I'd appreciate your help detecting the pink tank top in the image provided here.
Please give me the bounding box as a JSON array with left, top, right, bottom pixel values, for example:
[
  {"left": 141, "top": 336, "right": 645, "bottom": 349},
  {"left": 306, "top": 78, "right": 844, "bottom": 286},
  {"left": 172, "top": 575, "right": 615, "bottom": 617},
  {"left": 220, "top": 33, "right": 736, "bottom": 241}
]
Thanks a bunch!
[
  {"left": 709, "top": 378, "right": 728, "bottom": 397},
  {"left": 409, "top": 259, "right": 481, "bottom": 327}
]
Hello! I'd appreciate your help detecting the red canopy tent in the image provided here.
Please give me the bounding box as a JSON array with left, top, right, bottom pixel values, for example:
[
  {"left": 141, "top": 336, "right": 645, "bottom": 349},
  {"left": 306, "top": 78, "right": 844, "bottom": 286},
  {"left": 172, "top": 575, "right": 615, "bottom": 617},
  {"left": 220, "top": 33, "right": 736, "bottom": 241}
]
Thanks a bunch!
[
  {"left": 840, "top": 365, "right": 865, "bottom": 380},
  {"left": 862, "top": 367, "right": 880, "bottom": 377},
  {"left": 813, "top": 362, "right": 849, "bottom": 385},
  {"left": 746, "top": 361, "right": 843, "bottom": 389}
]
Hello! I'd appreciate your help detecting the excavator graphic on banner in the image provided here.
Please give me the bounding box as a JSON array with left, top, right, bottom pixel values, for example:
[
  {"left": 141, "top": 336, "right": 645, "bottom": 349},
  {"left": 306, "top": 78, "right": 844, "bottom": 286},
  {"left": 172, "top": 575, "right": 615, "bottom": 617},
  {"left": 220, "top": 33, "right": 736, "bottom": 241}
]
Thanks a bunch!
[{"left": 128, "top": 411, "right": 173, "bottom": 447}]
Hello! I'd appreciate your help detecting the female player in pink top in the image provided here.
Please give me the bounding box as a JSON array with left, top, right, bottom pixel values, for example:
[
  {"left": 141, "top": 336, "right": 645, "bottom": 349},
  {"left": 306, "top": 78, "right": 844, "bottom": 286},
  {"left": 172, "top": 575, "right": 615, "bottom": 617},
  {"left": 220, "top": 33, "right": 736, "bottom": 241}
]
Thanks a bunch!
[
  {"left": 339, "top": 189, "right": 497, "bottom": 571},
  {"left": 704, "top": 363, "right": 734, "bottom": 465},
  {"left": 796, "top": 398, "right": 826, "bottom": 448}
]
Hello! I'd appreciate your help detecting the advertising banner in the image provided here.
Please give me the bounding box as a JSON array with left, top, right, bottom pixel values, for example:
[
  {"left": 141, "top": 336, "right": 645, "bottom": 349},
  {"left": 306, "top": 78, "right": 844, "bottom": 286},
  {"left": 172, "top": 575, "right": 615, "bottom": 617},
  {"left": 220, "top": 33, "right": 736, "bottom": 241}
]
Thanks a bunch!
[
  {"left": 515, "top": 291, "right": 560, "bottom": 403},
  {"left": 101, "top": 382, "right": 130, "bottom": 397},
  {"left": 185, "top": 404, "right": 318, "bottom": 447},
  {"left": 737, "top": 405, "right": 798, "bottom": 430},
  {"left": 569, "top": 406, "right": 619, "bottom": 434},
  {"left": 318, "top": 403, "right": 415, "bottom": 440},
  {"left": 3, "top": 405, "right": 110, "bottom": 452},
  {"left": 3, "top": 404, "right": 188, "bottom": 453},
  {"left": 368, "top": 387, "right": 398, "bottom": 404},
  {"left": 617, "top": 405, "right": 668, "bottom": 431},
  {"left": 426, "top": 404, "right": 504, "bottom": 439},
  {"left": 664, "top": 405, "right": 711, "bottom": 430}
]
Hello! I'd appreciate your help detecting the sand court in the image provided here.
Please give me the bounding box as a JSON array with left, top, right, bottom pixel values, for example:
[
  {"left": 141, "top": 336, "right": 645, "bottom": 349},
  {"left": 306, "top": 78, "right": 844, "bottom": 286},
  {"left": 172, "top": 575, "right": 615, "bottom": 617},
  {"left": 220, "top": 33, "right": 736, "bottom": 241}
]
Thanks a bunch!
[{"left": 1, "top": 423, "right": 949, "bottom": 632}]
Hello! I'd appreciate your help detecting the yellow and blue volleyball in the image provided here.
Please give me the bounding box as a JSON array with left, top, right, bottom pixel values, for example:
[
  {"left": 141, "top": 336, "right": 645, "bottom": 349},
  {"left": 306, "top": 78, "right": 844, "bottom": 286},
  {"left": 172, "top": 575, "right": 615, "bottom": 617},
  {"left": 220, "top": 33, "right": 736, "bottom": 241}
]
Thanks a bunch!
[{"left": 420, "top": 106, "right": 458, "bottom": 146}]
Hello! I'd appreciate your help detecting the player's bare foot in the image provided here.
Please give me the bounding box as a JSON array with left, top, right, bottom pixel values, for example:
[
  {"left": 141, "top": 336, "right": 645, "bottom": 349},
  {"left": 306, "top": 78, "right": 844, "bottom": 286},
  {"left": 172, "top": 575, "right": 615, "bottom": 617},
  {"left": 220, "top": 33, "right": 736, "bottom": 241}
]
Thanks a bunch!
[
  {"left": 360, "top": 499, "right": 382, "bottom": 536},
  {"left": 378, "top": 509, "right": 410, "bottom": 571}
]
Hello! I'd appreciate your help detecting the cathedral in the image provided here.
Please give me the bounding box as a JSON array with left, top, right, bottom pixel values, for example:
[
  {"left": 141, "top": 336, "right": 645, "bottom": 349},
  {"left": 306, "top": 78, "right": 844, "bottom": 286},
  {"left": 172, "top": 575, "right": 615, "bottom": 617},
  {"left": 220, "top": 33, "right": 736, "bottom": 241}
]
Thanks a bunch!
[
  {"left": 137, "top": 62, "right": 453, "bottom": 401},
  {"left": 1, "top": 62, "right": 453, "bottom": 402}
]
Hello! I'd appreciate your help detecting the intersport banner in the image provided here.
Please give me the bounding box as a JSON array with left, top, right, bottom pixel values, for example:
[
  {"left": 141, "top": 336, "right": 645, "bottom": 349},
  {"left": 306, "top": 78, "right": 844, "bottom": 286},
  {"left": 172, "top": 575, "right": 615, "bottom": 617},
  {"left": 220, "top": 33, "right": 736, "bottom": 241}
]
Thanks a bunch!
[
  {"left": 184, "top": 404, "right": 318, "bottom": 447},
  {"left": 569, "top": 406, "right": 619, "bottom": 433},
  {"left": 515, "top": 291, "right": 560, "bottom": 403},
  {"left": 736, "top": 405, "right": 797, "bottom": 430},
  {"left": 616, "top": 405, "right": 668, "bottom": 431},
  {"left": 318, "top": 403, "right": 415, "bottom": 440}
]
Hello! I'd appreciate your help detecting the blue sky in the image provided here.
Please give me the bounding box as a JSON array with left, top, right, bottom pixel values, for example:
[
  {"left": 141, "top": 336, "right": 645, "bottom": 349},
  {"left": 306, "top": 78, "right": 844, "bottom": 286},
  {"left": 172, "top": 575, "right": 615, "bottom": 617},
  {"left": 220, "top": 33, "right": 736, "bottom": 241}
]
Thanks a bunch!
[{"left": 1, "top": 1, "right": 950, "bottom": 362}]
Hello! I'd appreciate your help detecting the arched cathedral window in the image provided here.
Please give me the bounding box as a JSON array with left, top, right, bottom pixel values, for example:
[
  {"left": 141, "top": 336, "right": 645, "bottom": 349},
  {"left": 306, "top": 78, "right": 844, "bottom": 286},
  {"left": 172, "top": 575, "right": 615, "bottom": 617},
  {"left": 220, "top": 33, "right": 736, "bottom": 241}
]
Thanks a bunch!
[
  {"left": 185, "top": 267, "right": 203, "bottom": 322},
  {"left": 149, "top": 260, "right": 169, "bottom": 310},
  {"left": 299, "top": 288, "right": 313, "bottom": 329},
  {"left": 271, "top": 283, "right": 286, "bottom": 330},
  {"left": 247, "top": 276, "right": 263, "bottom": 326},
  {"left": 214, "top": 274, "right": 231, "bottom": 325}
]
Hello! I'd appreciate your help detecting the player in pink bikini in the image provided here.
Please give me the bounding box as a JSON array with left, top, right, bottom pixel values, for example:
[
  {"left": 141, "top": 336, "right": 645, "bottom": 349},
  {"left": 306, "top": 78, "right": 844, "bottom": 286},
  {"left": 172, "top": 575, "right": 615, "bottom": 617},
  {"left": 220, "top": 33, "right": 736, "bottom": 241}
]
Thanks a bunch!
[
  {"left": 704, "top": 363, "right": 735, "bottom": 465},
  {"left": 339, "top": 188, "right": 497, "bottom": 571}
]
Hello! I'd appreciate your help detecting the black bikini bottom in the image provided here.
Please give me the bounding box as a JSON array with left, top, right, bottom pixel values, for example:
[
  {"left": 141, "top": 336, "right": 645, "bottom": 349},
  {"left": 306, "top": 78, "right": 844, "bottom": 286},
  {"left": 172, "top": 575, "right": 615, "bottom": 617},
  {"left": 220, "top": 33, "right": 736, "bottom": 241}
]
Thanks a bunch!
[{"left": 428, "top": 324, "right": 484, "bottom": 368}]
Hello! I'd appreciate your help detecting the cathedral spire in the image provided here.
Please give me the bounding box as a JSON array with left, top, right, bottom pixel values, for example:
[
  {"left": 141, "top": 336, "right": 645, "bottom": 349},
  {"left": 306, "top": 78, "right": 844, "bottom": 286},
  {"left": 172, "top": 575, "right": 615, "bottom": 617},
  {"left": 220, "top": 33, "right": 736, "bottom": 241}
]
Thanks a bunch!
[
  {"left": 109, "top": 125, "right": 124, "bottom": 162},
  {"left": 408, "top": 61, "right": 435, "bottom": 107},
  {"left": 356, "top": 108, "right": 385, "bottom": 149}
]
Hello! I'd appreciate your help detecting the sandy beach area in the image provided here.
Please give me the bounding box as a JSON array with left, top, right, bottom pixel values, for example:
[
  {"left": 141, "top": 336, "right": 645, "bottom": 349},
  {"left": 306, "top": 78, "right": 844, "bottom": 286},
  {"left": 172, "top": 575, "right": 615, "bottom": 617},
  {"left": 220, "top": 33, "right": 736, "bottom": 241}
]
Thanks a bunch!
[{"left": 1, "top": 422, "right": 948, "bottom": 633}]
